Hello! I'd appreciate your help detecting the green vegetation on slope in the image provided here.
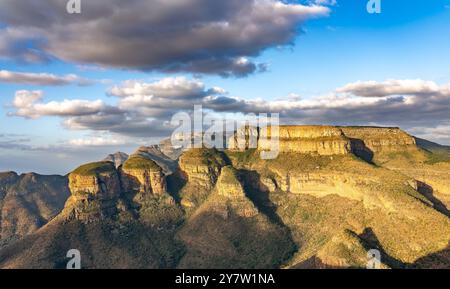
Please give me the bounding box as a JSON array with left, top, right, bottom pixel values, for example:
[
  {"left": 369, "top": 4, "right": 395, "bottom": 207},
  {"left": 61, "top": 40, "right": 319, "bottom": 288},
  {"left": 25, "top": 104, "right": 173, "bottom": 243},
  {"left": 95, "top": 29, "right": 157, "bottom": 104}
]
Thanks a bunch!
[
  {"left": 72, "top": 161, "right": 116, "bottom": 176},
  {"left": 122, "top": 155, "right": 162, "bottom": 171}
]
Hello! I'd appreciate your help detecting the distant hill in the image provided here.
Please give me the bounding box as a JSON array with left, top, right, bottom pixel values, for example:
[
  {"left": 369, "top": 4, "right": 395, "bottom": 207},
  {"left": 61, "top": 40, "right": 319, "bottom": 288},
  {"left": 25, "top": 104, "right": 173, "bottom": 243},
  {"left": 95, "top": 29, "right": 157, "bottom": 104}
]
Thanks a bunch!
[
  {"left": 0, "top": 172, "right": 69, "bottom": 248},
  {"left": 415, "top": 137, "right": 450, "bottom": 163}
]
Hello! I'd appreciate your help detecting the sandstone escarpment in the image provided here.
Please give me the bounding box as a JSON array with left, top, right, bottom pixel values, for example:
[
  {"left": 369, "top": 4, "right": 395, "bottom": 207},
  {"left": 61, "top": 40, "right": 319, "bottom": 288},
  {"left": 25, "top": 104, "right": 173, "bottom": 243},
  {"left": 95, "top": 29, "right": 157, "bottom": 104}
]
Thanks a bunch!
[
  {"left": 178, "top": 148, "right": 228, "bottom": 209},
  {"left": 228, "top": 125, "right": 422, "bottom": 158},
  {"left": 212, "top": 166, "right": 258, "bottom": 218},
  {"left": 179, "top": 149, "right": 227, "bottom": 188},
  {"left": 340, "top": 126, "right": 417, "bottom": 153},
  {"left": 64, "top": 162, "right": 122, "bottom": 221},
  {"left": 177, "top": 166, "right": 295, "bottom": 269},
  {"left": 229, "top": 125, "right": 352, "bottom": 156},
  {"left": 121, "top": 155, "right": 167, "bottom": 196}
]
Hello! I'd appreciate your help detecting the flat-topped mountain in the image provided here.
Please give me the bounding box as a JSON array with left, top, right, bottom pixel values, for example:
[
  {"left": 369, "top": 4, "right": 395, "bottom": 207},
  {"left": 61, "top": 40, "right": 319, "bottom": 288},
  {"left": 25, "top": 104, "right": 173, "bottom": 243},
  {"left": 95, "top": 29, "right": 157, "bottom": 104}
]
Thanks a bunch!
[{"left": 0, "top": 125, "right": 449, "bottom": 268}]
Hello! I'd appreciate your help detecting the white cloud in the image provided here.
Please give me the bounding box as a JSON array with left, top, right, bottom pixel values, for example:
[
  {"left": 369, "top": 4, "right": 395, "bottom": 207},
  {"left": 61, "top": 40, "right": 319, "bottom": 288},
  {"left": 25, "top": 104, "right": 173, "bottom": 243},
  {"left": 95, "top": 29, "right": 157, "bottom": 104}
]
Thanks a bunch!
[
  {"left": 336, "top": 79, "right": 448, "bottom": 97},
  {"left": 9, "top": 78, "right": 450, "bottom": 144},
  {"left": 68, "top": 137, "right": 128, "bottom": 147},
  {"left": 11, "top": 90, "right": 122, "bottom": 119},
  {"left": 0, "top": 70, "right": 92, "bottom": 86},
  {"left": 110, "top": 77, "right": 210, "bottom": 99},
  {"left": 12, "top": 90, "right": 43, "bottom": 109},
  {"left": 409, "top": 125, "right": 450, "bottom": 141}
]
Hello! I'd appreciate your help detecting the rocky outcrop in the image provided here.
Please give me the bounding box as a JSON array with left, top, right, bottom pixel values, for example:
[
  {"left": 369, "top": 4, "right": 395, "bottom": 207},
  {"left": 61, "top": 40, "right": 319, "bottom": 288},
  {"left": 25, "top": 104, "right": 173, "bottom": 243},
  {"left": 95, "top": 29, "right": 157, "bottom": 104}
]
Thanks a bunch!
[
  {"left": 120, "top": 155, "right": 167, "bottom": 196},
  {"left": 64, "top": 157, "right": 174, "bottom": 222},
  {"left": 213, "top": 166, "right": 258, "bottom": 218},
  {"left": 64, "top": 162, "right": 122, "bottom": 222},
  {"left": 178, "top": 148, "right": 228, "bottom": 208},
  {"left": 229, "top": 125, "right": 353, "bottom": 156},
  {"left": 340, "top": 126, "right": 417, "bottom": 153},
  {"left": 178, "top": 149, "right": 227, "bottom": 191}
]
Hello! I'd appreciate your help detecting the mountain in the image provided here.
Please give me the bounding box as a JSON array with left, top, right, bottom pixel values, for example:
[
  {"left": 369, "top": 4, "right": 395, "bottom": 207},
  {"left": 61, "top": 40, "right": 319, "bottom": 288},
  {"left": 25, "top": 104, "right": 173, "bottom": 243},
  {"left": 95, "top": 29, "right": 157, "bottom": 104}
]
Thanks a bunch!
[
  {"left": 0, "top": 125, "right": 449, "bottom": 269},
  {"left": 132, "top": 146, "right": 178, "bottom": 175},
  {"left": 0, "top": 172, "right": 70, "bottom": 248},
  {"left": 103, "top": 152, "right": 129, "bottom": 168}
]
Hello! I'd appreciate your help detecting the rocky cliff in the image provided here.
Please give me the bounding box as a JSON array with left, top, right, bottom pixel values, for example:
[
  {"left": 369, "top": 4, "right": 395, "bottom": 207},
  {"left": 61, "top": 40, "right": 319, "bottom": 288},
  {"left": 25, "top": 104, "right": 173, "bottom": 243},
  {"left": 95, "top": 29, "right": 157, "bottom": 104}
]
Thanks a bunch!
[
  {"left": 177, "top": 148, "right": 228, "bottom": 209},
  {"left": 340, "top": 126, "right": 417, "bottom": 152},
  {"left": 229, "top": 125, "right": 352, "bottom": 155},
  {"left": 64, "top": 161, "right": 122, "bottom": 222},
  {"left": 121, "top": 155, "right": 167, "bottom": 196},
  {"left": 1, "top": 125, "right": 450, "bottom": 269}
]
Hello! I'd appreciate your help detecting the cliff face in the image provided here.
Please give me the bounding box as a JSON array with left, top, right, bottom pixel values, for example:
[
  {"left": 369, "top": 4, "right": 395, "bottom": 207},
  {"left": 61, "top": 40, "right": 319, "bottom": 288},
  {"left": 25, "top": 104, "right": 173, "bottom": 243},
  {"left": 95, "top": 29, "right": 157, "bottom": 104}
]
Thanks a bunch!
[
  {"left": 178, "top": 149, "right": 226, "bottom": 188},
  {"left": 64, "top": 156, "right": 178, "bottom": 224},
  {"left": 229, "top": 125, "right": 420, "bottom": 157},
  {"left": 64, "top": 162, "right": 122, "bottom": 222},
  {"left": 340, "top": 126, "right": 417, "bottom": 153},
  {"left": 121, "top": 155, "right": 167, "bottom": 196},
  {"left": 229, "top": 125, "right": 353, "bottom": 156},
  {"left": 178, "top": 149, "right": 228, "bottom": 209}
]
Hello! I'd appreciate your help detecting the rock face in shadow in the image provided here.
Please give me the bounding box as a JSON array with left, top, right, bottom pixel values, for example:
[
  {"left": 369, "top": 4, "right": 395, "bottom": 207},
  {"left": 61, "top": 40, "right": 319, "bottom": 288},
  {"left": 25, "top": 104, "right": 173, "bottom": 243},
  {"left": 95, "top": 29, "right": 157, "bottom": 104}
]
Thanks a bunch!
[
  {"left": 177, "top": 166, "right": 296, "bottom": 268},
  {"left": 177, "top": 148, "right": 228, "bottom": 209},
  {"left": 0, "top": 172, "right": 69, "bottom": 247}
]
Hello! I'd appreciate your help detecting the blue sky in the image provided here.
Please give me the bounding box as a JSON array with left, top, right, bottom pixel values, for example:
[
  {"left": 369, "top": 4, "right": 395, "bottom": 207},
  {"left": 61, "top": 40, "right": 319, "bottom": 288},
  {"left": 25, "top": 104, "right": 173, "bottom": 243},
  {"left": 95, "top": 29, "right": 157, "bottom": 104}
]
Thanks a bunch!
[{"left": 1, "top": 0, "right": 450, "bottom": 174}]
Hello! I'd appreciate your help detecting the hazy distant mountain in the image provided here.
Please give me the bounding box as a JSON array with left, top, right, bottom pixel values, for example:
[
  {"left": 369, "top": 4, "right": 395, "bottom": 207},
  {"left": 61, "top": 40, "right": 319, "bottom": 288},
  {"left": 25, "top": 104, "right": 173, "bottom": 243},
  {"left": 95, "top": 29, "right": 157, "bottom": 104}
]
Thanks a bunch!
[
  {"left": 0, "top": 126, "right": 449, "bottom": 269},
  {"left": 0, "top": 172, "right": 69, "bottom": 248},
  {"left": 132, "top": 145, "right": 178, "bottom": 175},
  {"left": 103, "top": 152, "right": 129, "bottom": 168}
]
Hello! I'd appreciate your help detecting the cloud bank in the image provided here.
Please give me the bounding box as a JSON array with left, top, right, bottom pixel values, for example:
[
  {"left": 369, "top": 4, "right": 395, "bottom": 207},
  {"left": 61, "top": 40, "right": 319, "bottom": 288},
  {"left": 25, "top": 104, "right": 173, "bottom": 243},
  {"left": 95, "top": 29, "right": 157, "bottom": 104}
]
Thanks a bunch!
[
  {"left": 0, "top": 70, "right": 91, "bottom": 86},
  {"left": 0, "top": 0, "right": 329, "bottom": 77},
  {"left": 9, "top": 78, "right": 450, "bottom": 142}
]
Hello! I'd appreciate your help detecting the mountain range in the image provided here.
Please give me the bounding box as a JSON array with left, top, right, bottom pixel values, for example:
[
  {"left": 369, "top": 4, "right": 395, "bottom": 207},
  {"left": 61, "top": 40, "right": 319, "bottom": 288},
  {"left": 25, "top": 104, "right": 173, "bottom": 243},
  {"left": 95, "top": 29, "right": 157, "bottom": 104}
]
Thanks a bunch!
[{"left": 0, "top": 125, "right": 449, "bottom": 269}]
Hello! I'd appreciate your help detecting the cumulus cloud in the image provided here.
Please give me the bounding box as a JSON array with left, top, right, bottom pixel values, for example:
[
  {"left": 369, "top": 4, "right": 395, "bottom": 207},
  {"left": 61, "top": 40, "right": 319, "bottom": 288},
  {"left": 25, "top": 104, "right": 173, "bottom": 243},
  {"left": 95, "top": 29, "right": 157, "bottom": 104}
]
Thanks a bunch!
[
  {"left": 9, "top": 78, "right": 450, "bottom": 143},
  {"left": 336, "top": 79, "right": 449, "bottom": 98},
  {"left": 0, "top": 0, "right": 329, "bottom": 76},
  {"left": 110, "top": 77, "right": 227, "bottom": 118},
  {"left": 0, "top": 70, "right": 92, "bottom": 86},
  {"left": 109, "top": 77, "right": 215, "bottom": 100},
  {"left": 9, "top": 77, "right": 223, "bottom": 137},
  {"left": 409, "top": 125, "right": 450, "bottom": 143},
  {"left": 11, "top": 90, "right": 123, "bottom": 119}
]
